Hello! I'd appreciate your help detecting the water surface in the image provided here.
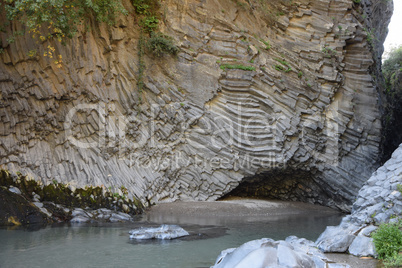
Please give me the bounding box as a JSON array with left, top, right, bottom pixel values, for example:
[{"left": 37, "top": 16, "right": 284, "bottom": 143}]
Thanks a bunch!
[{"left": 0, "top": 201, "right": 343, "bottom": 268}]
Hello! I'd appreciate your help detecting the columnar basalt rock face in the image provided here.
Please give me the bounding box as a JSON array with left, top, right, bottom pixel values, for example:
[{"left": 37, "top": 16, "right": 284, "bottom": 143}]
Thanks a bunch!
[{"left": 0, "top": 0, "right": 392, "bottom": 210}]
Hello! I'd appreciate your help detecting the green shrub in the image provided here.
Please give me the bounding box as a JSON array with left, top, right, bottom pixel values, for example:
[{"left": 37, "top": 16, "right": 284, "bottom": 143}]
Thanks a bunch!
[
  {"left": 364, "top": 28, "right": 376, "bottom": 46},
  {"left": 1, "top": 0, "right": 127, "bottom": 64},
  {"left": 382, "top": 45, "right": 402, "bottom": 161},
  {"left": 2, "top": 0, "right": 127, "bottom": 41},
  {"left": 372, "top": 221, "right": 402, "bottom": 260},
  {"left": 383, "top": 253, "right": 402, "bottom": 268},
  {"left": 140, "top": 16, "right": 159, "bottom": 33},
  {"left": 132, "top": 0, "right": 159, "bottom": 15},
  {"left": 397, "top": 184, "right": 402, "bottom": 194},
  {"left": 298, "top": 71, "right": 303, "bottom": 78},
  {"left": 146, "top": 32, "right": 178, "bottom": 56},
  {"left": 383, "top": 46, "right": 402, "bottom": 83}
]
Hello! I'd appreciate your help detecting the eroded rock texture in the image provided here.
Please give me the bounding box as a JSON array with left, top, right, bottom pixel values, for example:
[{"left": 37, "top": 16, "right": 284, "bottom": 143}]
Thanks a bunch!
[{"left": 0, "top": 0, "right": 392, "bottom": 210}]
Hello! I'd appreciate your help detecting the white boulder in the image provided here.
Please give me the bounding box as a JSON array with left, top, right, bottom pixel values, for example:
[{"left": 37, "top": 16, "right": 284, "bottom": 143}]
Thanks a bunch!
[{"left": 129, "top": 224, "right": 189, "bottom": 240}]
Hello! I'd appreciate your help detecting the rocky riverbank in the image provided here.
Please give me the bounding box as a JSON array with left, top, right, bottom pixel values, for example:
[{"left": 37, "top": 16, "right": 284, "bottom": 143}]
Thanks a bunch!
[
  {"left": 316, "top": 143, "right": 402, "bottom": 257},
  {"left": 0, "top": 170, "right": 144, "bottom": 226}
]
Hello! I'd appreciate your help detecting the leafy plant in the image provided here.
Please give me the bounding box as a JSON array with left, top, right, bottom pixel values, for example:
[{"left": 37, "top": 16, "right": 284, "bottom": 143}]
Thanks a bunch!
[
  {"left": 381, "top": 45, "right": 402, "bottom": 161},
  {"left": 3, "top": 0, "right": 127, "bottom": 41},
  {"left": 132, "top": 0, "right": 151, "bottom": 15},
  {"left": 275, "top": 58, "right": 290, "bottom": 67},
  {"left": 273, "top": 58, "right": 291, "bottom": 72},
  {"left": 1, "top": 0, "right": 127, "bottom": 66},
  {"left": 146, "top": 32, "right": 178, "bottom": 56},
  {"left": 383, "top": 253, "right": 402, "bottom": 268},
  {"left": 364, "top": 28, "right": 376, "bottom": 46},
  {"left": 140, "top": 16, "right": 159, "bottom": 33},
  {"left": 397, "top": 184, "right": 402, "bottom": 194},
  {"left": 383, "top": 46, "right": 402, "bottom": 83},
  {"left": 132, "top": 0, "right": 172, "bottom": 101},
  {"left": 322, "top": 45, "right": 336, "bottom": 57},
  {"left": 274, "top": 64, "right": 284, "bottom": 71},
  {"left": 298, "top": 71, "right": 303, "bottom": 78},
  {"left": 120, "top": 186, "right": 128, "bottom": 196},
  {"left": 28, "top": 49, "right": 37, "bottom": 58},
  {"left": 6, "top": 36, "right": 15, "bottom": 44},
  {"left": 260, "top": 39, "right": 271, "bottom": 50},
  {"left": 372, "top": 221, "right": 402, "bottom": 260}
]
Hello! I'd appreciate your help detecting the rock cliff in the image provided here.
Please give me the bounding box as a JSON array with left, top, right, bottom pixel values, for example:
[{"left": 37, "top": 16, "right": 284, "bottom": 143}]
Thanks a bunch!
[
  {"left": 0, "top": 0, "right": 393, "bottom": 210},
  {"left": 316, "top": 142, "right": 402, "bottom": 257}
]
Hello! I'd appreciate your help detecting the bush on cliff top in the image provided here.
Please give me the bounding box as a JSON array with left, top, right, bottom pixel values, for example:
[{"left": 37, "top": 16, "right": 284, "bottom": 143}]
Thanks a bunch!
[
  {"left": 382, "top": 45, "right": 402, "bottom": 162},
  {"left": 383, "top": 46, "right": 402, "bottom": 82},
  {"left": 1, "top": 0, "right": 127, "bottom": 41}
]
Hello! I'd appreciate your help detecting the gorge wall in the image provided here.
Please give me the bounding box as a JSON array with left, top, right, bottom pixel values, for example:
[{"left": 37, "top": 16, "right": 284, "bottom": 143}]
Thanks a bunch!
[{"left": 0, "top": 0, "right": 393, "bottom": 211}]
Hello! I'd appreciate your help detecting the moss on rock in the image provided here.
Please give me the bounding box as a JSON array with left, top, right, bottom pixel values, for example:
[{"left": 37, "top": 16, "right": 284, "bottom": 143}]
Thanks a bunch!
[{"left": 0, "top": 169, "right": 144, "bottom": 226}]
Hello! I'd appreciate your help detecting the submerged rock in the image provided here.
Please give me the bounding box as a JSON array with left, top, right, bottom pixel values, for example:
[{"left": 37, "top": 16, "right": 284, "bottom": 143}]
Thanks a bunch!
[
  {"left": 69, "top": 208, "right": 133, "bottom": 223},
  {"left": 211, "top": 237, "right": 349, "bottom": 268},
  {"left": 129, "top": 225, "right": 189, "bottom": 240}
]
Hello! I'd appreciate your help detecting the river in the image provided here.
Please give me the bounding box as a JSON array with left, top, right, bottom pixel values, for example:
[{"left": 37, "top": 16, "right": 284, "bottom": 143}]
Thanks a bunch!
[{"left": 0, "top": 199, "right": 344, "bottom": 268}]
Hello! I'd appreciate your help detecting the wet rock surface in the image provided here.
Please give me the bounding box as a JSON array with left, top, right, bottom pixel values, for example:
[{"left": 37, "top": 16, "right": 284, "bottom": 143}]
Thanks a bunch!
[
  {"left": 0, "top": 187, "right": 49, "bottom": 226},
  {"left": 0, "top": 170, "right": 142, "bottom": 226},
  {"left": 129, "top": 224, "right": 189, "bottom": 240},
  {"left": 211, "top": 236, "right": 351, "bottom": 268},
  {"left": 316, "top": 143, "right": 402, "bottom": 257},
  {"left": 70, "top": 208, "right": 133, "bottom": 223}
]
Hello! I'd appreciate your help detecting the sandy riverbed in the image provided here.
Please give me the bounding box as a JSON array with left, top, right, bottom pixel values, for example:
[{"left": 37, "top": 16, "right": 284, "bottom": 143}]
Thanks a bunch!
[{"left": 144, "top": 198, "right": 381, "bottom": 268}]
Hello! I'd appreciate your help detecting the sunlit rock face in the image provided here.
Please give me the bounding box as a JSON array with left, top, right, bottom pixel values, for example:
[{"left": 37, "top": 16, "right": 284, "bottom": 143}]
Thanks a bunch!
[{"left": 0, "top": 0, "right": 392, "bottom": 211}]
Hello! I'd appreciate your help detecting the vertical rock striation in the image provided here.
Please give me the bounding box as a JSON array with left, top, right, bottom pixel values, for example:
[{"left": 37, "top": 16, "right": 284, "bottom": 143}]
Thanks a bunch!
[{"left": 0, "top": 0, "right": 392, "bottom": 210}]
